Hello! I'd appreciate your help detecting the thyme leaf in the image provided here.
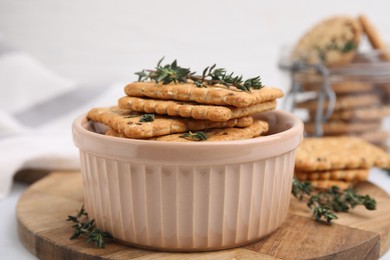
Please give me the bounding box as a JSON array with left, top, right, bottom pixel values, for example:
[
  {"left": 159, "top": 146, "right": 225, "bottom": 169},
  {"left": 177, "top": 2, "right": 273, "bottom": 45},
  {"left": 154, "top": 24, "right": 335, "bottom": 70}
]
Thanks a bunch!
[
  {"left": 67, "top": 205, "right": 113, "bottom": 248},
  {"left": 135, "top": 58, "right": 263, "bottom": 92},
  {"left": 139, "top": 114, "right": 155, "bottom": 122},
  {"left": 292, "top": 178, "right": 376, "bottom": 223},
  {"left": 180, "top": 131, "right": 208, "bottom": 141}
]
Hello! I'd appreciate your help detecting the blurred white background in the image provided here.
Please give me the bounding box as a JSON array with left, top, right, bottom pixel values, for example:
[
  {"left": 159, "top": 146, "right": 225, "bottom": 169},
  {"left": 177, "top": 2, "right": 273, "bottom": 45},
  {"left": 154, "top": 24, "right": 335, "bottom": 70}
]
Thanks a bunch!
[
  {"left": 1, "top": 0, "right": 390, "bottom": 91},
  {"left": 1, "top": 1, "right": 390, "bottom": 259}
]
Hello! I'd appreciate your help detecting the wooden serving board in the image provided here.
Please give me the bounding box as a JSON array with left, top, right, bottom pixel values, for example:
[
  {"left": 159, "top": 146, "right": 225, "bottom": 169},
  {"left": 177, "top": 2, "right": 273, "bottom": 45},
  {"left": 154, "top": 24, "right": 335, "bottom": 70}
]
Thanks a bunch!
[{"left": 16, "top": 172, "right": 390, "bottom": 259}]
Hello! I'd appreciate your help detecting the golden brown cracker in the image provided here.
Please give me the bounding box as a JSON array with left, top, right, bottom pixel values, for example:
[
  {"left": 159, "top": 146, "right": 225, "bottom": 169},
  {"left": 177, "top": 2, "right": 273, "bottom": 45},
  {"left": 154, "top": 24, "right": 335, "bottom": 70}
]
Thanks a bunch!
[
  {"left": 295, "top": 168, "right": 369, "bottom": 182},
  {"left": 297, "top": 94, "right": 381, "bottom": 112},
  {"left": 124, "top": 82, "right": 284, "bottom": 108},
  {"left": 292, "top": 16, "right": 361, "bottom": 66},
  {"left": 150, "top": 120, "right": 268, "bottom": 142},
  {"left": 295, "top": 136, "right": 390, "bottom": 171},
  {"left": 296, "top": 73, "right": 374, "bottom": 94},
  {"left": 326, "top": 106, "right": 390, "bottom": 121},
  {"left": 118, "top": 96, "right": 277, "bottom": 122},
  {"left": 309, "top": 180, "right": 354, "bottom": 190},
  {"left": 87, "top": 106, "right": 254, "bottom": 139},
  {"left": 358, "top": 14, "right": 390, "bottom": 61},
  {"left": 105, "top": 120, "right": 269, "bottom": 142},
  {"left": 304, "top": 120, "right": 381, "bottom": 135}
]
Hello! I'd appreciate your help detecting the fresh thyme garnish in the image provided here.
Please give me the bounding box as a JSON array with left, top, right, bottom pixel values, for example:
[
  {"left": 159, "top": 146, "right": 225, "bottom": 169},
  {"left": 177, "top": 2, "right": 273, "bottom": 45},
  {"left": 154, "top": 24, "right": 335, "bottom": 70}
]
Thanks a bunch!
[
  {"left": 139, "top": 113, "right": 155, "bottom": 122},
  {"left": 180, "top": 131, "right": 208, "bottom": 141},
  {"left": 135, "top": 58, "right": 263, "bottom": 92},
  {"left": 315, "top": 40, "right": 357, "bottom": 62},
  {"left": 292, "top": 178, "right": 376, "bottom": 223},
  {"left": 67, "top": 205, "right": 113, "bottom": 248}
]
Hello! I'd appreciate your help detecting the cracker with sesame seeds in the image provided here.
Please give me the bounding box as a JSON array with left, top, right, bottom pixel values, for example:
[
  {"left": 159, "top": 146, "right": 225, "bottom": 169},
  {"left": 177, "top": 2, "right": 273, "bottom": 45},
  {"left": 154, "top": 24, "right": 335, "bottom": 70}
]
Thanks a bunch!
[
  {"left": 87, "top": 106, "right": 254, "bottom": 139},
  {"left": 295, "top": 168, "right": 369, "bottom": 182},
  {"left": 124, "top": 81, "right": 283, "bottom": 108},
  {"left": 117, "top": 96, "right": 277, "bottom": 122},
  {"left": 105, "top": 119, "right": 269, "bottom": 142},
  {"left": 296, "top": 94, "right": 381, "bottom": 112},
  {"left": 304, "top": 120, "right": 382, "bottom": 135},
  {"left": 295, "top": 136, "right": 390, "bottom": 171},
  {"left": 291, "top": 16, "right": 361, "bottom": 66}
]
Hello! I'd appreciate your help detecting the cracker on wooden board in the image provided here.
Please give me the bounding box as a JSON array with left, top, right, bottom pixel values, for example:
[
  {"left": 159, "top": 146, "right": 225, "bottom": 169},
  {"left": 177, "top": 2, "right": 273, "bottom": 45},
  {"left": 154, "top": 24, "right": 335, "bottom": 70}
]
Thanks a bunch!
[
  {"left": 124, "top": 82, "right": 284, "bottom": 108},
  {"left": 87, "top": 106, "right": 254, "bottom": 139},
  {"left": 309, "top": 180, "right": 354, "bottom": 190},
  {"left": 106, "top": 120, "right": 269, "bottom": 142},
  {"left": 295, "top": 136, "right": 390, "bottom": 171},
  {"left": 118, "top": 96, "right": 277, "bottom": 122},
  {"left": 304, "top": 120, "right": 381, "bottom": 135},
  {"left": 295, "top": 168, "right": 369, "bottom": 182},
  {"left": 291, "top": 16, "right": 361, "bottom": 66}
]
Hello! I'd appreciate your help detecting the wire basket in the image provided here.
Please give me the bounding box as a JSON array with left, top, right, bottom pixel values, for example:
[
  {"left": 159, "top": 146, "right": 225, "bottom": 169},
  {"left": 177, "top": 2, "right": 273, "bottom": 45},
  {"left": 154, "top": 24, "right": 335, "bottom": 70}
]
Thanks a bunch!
[{"left": 279, "top": 49, "right": 390, "bottom": 150}]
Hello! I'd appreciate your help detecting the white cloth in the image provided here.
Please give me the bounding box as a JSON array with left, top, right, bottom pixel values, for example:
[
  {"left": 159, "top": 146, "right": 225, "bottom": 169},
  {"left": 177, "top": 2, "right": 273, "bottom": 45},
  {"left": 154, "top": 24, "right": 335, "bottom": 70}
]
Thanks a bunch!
[{"left": 0, "top": 46, "right": 124, "bottom": 199}]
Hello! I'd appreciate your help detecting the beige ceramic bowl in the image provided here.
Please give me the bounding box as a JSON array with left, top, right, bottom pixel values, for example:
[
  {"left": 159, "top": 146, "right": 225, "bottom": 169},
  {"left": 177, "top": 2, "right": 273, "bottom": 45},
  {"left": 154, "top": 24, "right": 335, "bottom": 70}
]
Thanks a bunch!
[{"left": 72, "top": 110, "right": 303, "bottom": 251}]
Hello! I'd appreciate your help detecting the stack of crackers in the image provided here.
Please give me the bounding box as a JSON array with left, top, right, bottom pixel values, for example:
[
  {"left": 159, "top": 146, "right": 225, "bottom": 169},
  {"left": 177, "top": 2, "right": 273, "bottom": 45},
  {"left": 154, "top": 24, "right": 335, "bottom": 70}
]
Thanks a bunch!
[
  {"left": 290, "top": 14, "right": 390, "bottom": 149},
  {"left": 298, "top": 80, "right": 390, "bottom": 148},
  {"left": 87, "top": 81, "right": 284, "bottom": 141},
  {"left": 294, "top": 136, "right": 390, "bottom": 189}
]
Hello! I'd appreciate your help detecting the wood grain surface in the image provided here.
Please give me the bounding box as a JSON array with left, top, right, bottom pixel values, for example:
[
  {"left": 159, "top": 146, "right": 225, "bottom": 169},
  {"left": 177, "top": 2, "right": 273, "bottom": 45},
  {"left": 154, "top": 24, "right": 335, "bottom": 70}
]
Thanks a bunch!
[{"left": 16, "top": 171, "right": 390, "bottom": 259}]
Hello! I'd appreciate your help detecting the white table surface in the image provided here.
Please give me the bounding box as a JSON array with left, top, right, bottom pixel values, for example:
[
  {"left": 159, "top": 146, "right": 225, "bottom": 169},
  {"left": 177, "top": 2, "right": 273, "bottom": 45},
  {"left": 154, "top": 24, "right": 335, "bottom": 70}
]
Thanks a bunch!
[{"left": 1, "top": 168, "right": 390, "bottom": 260}]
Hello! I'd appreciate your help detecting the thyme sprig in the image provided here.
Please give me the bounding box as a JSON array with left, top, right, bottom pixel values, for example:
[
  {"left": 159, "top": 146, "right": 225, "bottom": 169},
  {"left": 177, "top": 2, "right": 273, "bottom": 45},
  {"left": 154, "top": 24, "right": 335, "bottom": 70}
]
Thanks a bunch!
[
  {"left": 180, "top": 131, "right": 208, "bottom": 141},
  {"left": 139, "top": 113, "right": 155, "bottom": 122},
  {"left": 315, "top": 40, "right": 357, "bottom": 62},
  {"left": 292, "top": 178, "right": 376, "bottom": 223},
  {"left": 67, "top": 205, "right": 113, "bottom": 248},
  {"left": 135, "top": 58, "right": 263, "bottom": 92}
]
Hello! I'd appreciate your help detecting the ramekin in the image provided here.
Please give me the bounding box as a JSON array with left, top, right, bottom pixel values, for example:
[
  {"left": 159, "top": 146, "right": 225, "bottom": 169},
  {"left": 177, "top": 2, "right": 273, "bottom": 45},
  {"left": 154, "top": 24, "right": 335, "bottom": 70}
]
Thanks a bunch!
[{"left": 72, "top": 110, "right": 303, "bottom": 251}]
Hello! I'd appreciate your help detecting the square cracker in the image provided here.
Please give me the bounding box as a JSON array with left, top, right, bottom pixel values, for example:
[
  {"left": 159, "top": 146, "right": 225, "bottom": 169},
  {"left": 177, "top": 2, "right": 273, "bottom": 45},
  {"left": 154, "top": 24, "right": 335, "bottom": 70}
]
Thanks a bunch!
[
  {"left": 106, "top": 120, "right": 269, "bottom": 142},
  {"left": 295, "top": 168, "right": 369, "bottom": 182},
  {"left": 295, "top": 136, "right": 390, "bottom": 171},
  {"left": 297, "top": 94, "right": 380, "bottom": 112},
  {"left": 124, "top": 82, "right": 283, "bottom": 108},
  {"left": 87, "top": 106, "right": 254, "bottom": 139},
  {"left": 118, "top": 96, "right": 277, "bottom": 122}
]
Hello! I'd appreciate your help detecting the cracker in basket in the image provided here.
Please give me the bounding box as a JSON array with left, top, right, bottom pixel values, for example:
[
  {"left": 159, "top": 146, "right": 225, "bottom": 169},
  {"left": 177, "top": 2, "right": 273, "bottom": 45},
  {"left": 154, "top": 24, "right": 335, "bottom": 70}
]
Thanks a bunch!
[
  {"left": 291, "top": 16, "right": 361, "bottom": 66},
  {"left": 297, "top": 94, "right": 381, "bottom": 112},
  {"left": 295, "top": 168, "right": 369, "bottom": 182},
  {"left": 295, "top": 137, "right": 390, "bottom": 171},
  {"left": 87, "top": 106, "right": 254, "bottom": 139},
  {"left": 358, "top": 15, "right": 390, "bottom": 61},
  {"left": 304, "top": 120, "right": 382, "bottom": 135},
  {"left": 124, "top": 82, "right": 284, "bottom": 108},
  {"left": 300, "top": 77, "right": 374, "bottom": 94},
  {"left": 106, "top": 120, "right": 269, "bottom": 142},
  {"left": 326, "top": 106, "right": 390, "bottom": 121},
  {"left": 117, "top": 96, "right": 277, "bottom": 122}
]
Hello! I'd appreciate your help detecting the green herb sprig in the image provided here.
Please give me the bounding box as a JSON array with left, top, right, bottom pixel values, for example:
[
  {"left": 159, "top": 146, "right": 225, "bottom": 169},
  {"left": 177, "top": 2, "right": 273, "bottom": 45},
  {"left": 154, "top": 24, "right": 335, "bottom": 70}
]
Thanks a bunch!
[
  {"left": 179, "top": 131, "right": 208, "bottom": 141},
  {"left": 67, "top": 205, "right": 113, "bottom": 248},
  {"left": 135, "top": 58, "right": 263, "bottom": 92},
  {"left": 139, "top": 113, "right": 155, "bottom": 122},
  {"left": 315, "top": 40, "right": 357, "bottom": 62},
  {"left": 292, "top": 178, "right": 376, "bottom": 223}
]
